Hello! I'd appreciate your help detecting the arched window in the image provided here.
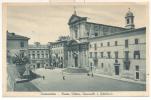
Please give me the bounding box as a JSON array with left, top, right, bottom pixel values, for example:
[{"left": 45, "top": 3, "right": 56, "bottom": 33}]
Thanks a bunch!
[
  {"left": 75, "top": 29, "right": 78, "bottom": 38},
  {"left": 127, "top": 19, "right": 129, "bottom": 24}
]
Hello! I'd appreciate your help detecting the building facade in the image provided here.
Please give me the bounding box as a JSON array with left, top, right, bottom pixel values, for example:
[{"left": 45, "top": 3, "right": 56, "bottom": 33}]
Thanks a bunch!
[
  {"left": 28, "top": 42, "right": 49, "bottom": 68},
  {"left": 89, "top": 28, "right": 146, "bottom": 82},
  {"left": 7, "top": 31, "right": 30, "bottom": 63},
  {"left": 50, "top": 37, "right": 69, "bottom": 68},
  {"left": 67, "top": 12, "right": 89, "bottom": 68},
  {"left": 66, "top": 9, "right": 146, "bottom": 82}
]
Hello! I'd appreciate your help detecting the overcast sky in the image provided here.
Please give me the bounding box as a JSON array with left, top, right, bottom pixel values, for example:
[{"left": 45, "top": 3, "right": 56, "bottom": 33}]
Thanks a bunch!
[{"left": 7, "top": 3, "right": 148, "bottom": 44}]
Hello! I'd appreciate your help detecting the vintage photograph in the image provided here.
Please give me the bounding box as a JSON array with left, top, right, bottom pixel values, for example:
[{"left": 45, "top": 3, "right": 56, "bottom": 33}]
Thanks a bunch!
[{"left": 3, "top": 1, "right": 149, "bottom": 96}]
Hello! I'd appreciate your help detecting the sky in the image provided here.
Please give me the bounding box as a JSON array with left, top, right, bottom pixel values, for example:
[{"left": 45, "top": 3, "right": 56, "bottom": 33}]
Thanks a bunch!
[{"left": 7, "top": 2, "right": 148, "bottom": 44}]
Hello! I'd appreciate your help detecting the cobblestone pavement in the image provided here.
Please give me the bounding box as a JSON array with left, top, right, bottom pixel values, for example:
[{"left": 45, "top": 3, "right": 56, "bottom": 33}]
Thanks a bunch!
[{"left": 31, "top": 68, "right": 146, "bottom": 91}]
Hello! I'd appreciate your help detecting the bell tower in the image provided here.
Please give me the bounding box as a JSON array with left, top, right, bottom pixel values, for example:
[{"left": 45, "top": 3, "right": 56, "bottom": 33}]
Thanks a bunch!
[{"left": 125, "top": 8, "right": 135, "bottom": 29}]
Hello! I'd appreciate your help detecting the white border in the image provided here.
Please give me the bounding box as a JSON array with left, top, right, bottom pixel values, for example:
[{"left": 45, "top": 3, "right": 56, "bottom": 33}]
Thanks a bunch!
[{"left": 0, "top": 0, "right": 151, "bottom": 99}]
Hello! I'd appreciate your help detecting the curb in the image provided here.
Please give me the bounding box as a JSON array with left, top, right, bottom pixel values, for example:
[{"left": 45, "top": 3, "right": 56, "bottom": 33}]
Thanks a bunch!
[
  {"left": 63, "top": 72, "right": 88, "bottom": 75},
  {"left": 94, "top": 73, "right": 146, "bottom": 85}
]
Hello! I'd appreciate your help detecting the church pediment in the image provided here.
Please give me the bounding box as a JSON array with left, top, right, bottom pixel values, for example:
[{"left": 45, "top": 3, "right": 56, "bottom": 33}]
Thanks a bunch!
[{"left": 68, "top": 15, "right": 87, "bottom": 25}]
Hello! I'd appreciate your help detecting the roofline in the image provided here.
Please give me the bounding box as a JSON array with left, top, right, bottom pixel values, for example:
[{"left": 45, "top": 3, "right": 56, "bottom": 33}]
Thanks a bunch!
[
  {"left": 7, "top": 38, "right": 30, "bottom": 40},
  {"left": 86, "top": 22, "right": 127, "bottom": 29},
  {"left": 68, "top": 14, "right": 87, "bottom": 25},
  {"left": 89, "top": 27, "right": 146, "bottom": 40},
  {"left": 50, "top": 40, "right": 68, "bottom": 45}
]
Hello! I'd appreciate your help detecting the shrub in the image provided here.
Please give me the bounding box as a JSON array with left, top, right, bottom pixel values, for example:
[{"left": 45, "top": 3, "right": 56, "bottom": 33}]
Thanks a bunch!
[{"left": 12, "top": 52, "right": 30, "bottom": 65}]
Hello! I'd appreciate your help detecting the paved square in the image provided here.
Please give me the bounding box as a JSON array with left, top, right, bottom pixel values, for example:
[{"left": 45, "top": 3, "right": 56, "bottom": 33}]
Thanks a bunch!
[{"left": 31, "top": 68, "right": 145, "bottom": 91}]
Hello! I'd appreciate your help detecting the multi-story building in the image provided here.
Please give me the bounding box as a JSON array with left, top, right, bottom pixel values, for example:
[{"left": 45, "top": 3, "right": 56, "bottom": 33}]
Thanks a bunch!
[
  {"left": 89, "top": 27, "right": 146, "bottom": 81},
  {"left": 7, "top": 31, "right": 30, "bottom": 63},
  {"left": 49, "top": 36, "right": 69, "bottom": 68},
  {"left": 28, "top": 42, "right": 49, "bottom": 68},
  {"left": 67, "top": 9, "right": 146, "bottom": 82},
  {"left": 89, "top": 10, "right": 146, "bottom": 82}
]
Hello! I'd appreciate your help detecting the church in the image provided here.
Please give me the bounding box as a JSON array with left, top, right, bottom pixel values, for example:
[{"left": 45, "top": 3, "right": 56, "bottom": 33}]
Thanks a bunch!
[{"left": 66, "top": 9, "right": 146, "bottom": 82}]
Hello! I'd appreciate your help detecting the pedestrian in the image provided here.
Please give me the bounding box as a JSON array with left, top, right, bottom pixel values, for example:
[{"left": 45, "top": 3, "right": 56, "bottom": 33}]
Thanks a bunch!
[
  {"left": 62, "top": 71, "right": 65, "bottom": 80},
  {"left": 42, "top": 76, "right": 45, "bottom": 80},
  {"left": 91, "top": 73, "right": 94, "bottom": 77},
  {"left": 91, "top": 65, "right": 94, "bottom": 77},
  {"left": 63, "top": 76, "right": 65, "bottom": 80}
]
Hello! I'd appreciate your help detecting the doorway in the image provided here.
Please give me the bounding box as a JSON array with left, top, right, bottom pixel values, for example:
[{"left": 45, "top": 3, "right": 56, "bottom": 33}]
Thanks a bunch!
[
  {"left": 136, "top": 72, "right": 139, "bottom": 79},
  {"left": 37, "top": 63, "right": 40, "bottom": 68},
  {"left": 114, "top": 66, "right": 119, "bottom": 75},
  {"left": 94, "top": 60, "right": 98, "bottom": 68},
  {"left": 74, "top": 56, "right": 78, "bottom": 67}
]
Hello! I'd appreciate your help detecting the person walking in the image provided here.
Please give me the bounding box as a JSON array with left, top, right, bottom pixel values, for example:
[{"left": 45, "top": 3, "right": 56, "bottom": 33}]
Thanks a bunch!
[
  {"left": 42, "top": 75, "right": 45, "bottom": 80},
  {"left": 62, "top": 71, "right": 65, "bottom": 80}
]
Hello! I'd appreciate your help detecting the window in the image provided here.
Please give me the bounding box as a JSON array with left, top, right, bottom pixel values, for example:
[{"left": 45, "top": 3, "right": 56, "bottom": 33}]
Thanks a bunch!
[
  {"left": 125, "top": 51, "right": 129, "bottom": 59},
  {"left": 20, "top": 41, "right": 24, "bottom": 48},
  {"left": 107, "top": 52, "right": 111, "bottom": 58},
  {"left": 87, "top": 32, "right": 89, "bottom": 36},
  {"left": 100, "top": 52, "right": 103, "bottom": 58},
  {"left": 94, "top": 43, "right": 97, "bottom": 50},
  {"left": 89, "top": 44, "right": 92, "bottom": 48},
  {"left": 46, "top": 54, "right": 48, "bottom": 58},
  {"left": 124, "top": 51, "right": 130, "bottom": 70},
  {"left": 131, "top": 18, "right": 133, "bottom": 23},
  {"left": 37, "top": 51, "right": 39, "bottom": 53},
  {"left": 135, "top": 66, "right": 139, "bottom": 79},
  {"left": 32, "top": 54, "right": 35, "bottom": 59},
  {"left": 29, "top": 54, "right": 31, "bottom": 58},
  {"left": 90, "top": 62, "right": 92, "bottom": 67},
  {"left": 94, "top": 52, "right": 97, "bottom": 58},
  {"left": 115, "top": 51, "right": 118, "bottom": 59},
  {"left": 134, "top": 51, "right": 140, "bottom": 59},
  {"left": 101, "top": 43, "right": 103, "bottom": 47},
  {"left": 115, "top": 41, "right": 118, "bottom": 46},
  {"left": 135, "top": 39, "right": 139, "bottom": 44},
  {"left": 107, "top": 42, "right": 110, "bottom": 46},
  {"left": 125, "top": 39, "right": 128, "bottom": 48},
  {"left": 90, "top": 52, "right": 92, "bottom": 58},
  {"left": 101, "top": 63, "right": 104, "bottom": 68},
  {"left": 94, "top": 33, "right": 98, "bottom": 37},
  {"left": 75, "top": 29, "right": 78, "bottom": 38},
  {"left": 42, "top": 54, "right": 44, "bottom": 58},
  {"left": 37, "top": 54, "right": 40, "bottom": 59},
  {"left": 127, "top": 19, "right": 129, "bottom": 24},
  {"left": 136, "top": 72, "right": 139, "bottom": 79},
  {"left": 135, "top": 65, "right": 139, "bottom": 71},
  {"left": 124, "top": 62, "right": 130, "bottom": 70}
]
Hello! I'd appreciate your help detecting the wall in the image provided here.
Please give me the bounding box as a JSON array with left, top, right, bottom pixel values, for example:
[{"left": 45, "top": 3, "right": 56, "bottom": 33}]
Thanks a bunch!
[{"left": 89, "top": 30, "right": 146, "bottom": 82}]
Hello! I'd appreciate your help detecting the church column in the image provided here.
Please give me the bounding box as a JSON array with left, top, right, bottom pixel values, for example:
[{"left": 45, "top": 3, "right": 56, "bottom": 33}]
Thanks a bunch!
[
  {"left": 85, "top": 50, "right": 88, "bottom": 67},
  {"left": 70, "top": 51, "right": 73, "bottom": 67},
  {"left": 78, "top": 50, "right": 80, "bottom": 67},
  {"left": 83, "top": 50, "right": 86, "bottom": 67},
  {"left": 67, "top": 51, "right": 70, "bottom": 67},
  {"left": 71, "top": 51, "right": 74, "bottom": 67}
]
